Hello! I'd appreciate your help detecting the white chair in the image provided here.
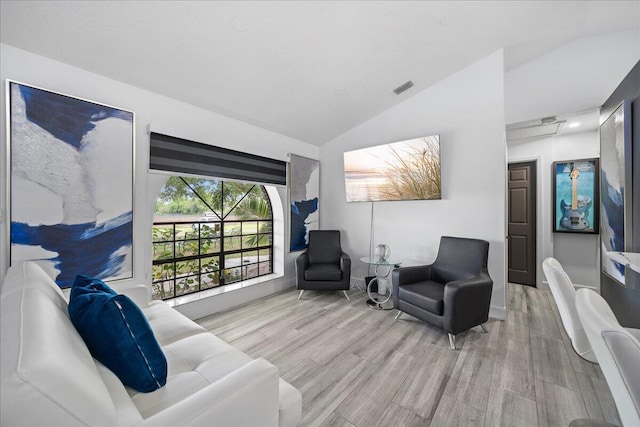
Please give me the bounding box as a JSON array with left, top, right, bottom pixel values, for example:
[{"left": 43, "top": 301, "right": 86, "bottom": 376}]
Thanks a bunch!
[
  {"left": 575, "top": 289, "right": 640, "bottom": 427},
  {"left": 542, "top": 257, "right": 596, "bottom": 362}
]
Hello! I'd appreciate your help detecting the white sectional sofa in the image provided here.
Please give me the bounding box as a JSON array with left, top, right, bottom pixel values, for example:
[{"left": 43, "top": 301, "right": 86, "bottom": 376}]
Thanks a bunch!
[{"left": 1, "top": 261, "right": 302, "bottom": 426}]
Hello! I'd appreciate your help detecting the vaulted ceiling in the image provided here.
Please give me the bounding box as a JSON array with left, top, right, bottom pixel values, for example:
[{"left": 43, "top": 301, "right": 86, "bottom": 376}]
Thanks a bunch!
[{"left": 1, "top": 1, "right": 639, "bottom": 145}]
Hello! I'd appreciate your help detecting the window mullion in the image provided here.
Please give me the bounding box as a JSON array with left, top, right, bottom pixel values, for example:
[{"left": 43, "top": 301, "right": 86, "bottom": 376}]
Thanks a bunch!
[
  {"left": 173, "top": 223, "right": 177, "bottom": 299},
  {"left": 152, "top": 178, "right": 273, "bottom": 300},
  {"left": 222, "top": 184, "right": 255, "bottom": 221},
  {"left": 220, "top": 182, "right": 226, "bottom": 284}
]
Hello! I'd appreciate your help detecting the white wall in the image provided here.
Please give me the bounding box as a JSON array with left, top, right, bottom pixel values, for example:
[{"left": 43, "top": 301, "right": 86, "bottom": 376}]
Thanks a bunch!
[
  {"left": 508, "top": 130, "right": 600, "bottom": 289},
  {"left": 506, "top": 30, "right": 639, "bottom": 125},
  {"left": 319, "top": 50, "right": 508, "bottom": 319},
  {"left": 0, "top": 44, "right": 319, "bottom": 319}
]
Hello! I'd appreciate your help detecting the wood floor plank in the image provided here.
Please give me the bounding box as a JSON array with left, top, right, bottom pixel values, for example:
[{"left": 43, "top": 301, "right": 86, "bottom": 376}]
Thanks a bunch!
[
  {"left": 223, "top": 329, "right": 269, "bottom": 352},
  {"left": 310, "top": 321, "right": 373, "bottom": 366},
  {"left": 524, "top": 286, "right": 552, "bottom": 311},
  {"left": 289, "top": 353, "right": 368, "bottom": 406},
  {"left": 374, "top": 402, "right": 430, "bottom": 427},
  {"left": 534, "top": 379, "right": 590, "bottom": 427},
  {"left": 244, "top": 327, "right": 312, "bottom": 362},
  {"left": 575, "top": 372, "right": 621, "bottom": 426},
  {"left": 430, "top": 394, "right": 486, "bottom": 427},
  {"left": 195, "top": 283, "right": 621, "bottom": 427},
  {"left": 507, "top": 283, "right": 529, "bottom": 314},
  {"left": 198, "top": 291, "right": 295, "bottom": 332},
  {"left": 482, "top": 319, "right": 502, "bottom": 351},
  {"left": 393, "top": 344, "right": 457, "bottom": 419},
  {"left": 564, "top": 340, "right": 602, "bottom": 378},
  {"left": 484, "top": 386, "right": 537, "bottom": 427},
  {"left": 335, "top": 350, "right": 416, "bottom": 425},
  {"left": 529, "top": 307, "right": 562, "bottom": 339},
  {"left": 300, "top": 355, "right": 372, "bottom": 427},
  {"left": 442, "top": 337, "right": 495, "bottom": 412},
  {"left": 504, "top": 309, "right": 530, "bottom": 343},
  {"left": 215, "top": 307, "right": 294, "bottom": 342},
  {"left": 531, "top": 335, "right": 579, "bottom": 391},
  {"left": 318, "top": 412, "right": 356, "bottom": 427},
  {"left": 335, "top": 392, "right": 394, "bottom": 427},
  {"left": 491, "top": 336, "right": 536, "bottom": 400}
]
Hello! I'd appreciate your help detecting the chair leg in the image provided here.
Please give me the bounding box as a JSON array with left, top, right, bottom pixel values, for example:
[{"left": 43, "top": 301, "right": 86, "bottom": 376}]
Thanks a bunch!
[
  {"left": 395, "top": 310, "right": 402, "bottom": 320},
  {"left": 448, "top": 333, "right": 457, "bottom": 350},
  {"left": 298, "top": 290, "right": 305, "bottom": 300},
  {"left": 480, "top": 323, "right": 488, "bottom": 333},
  {"left": 342, "top": 290, "right": 350, "bottom": 300}
]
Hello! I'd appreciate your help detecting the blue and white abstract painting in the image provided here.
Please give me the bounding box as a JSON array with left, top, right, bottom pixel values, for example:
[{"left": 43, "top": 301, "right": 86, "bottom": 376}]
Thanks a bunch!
[
  {"left": 289, "top": 154, "right": 319, "bottom": 251},
  {"left": 9, "top": 82, "right": 134, "bottom": 287},
  {"left": 599, "top": 101, "right": 629, "bottom": 286}
]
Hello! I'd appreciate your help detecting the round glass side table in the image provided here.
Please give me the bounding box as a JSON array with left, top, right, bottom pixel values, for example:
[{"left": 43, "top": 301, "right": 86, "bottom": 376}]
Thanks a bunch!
[{"left": 360, "top": 257, "right": 402, "bottom": 310}]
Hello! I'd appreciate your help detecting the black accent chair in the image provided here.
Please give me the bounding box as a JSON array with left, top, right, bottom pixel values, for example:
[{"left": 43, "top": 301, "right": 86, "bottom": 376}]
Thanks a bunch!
[
  {"left": 295, "top": 230, "right": 351, "bottom": 300},
  {"left": 392, "top": 236, "right": 493, "bottom": 350}
]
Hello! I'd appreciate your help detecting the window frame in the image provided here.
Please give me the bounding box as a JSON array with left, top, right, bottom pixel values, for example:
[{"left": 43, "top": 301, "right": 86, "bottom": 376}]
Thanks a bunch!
[{"left": 151, "top": 180, "right": 274, "bottom": 300}]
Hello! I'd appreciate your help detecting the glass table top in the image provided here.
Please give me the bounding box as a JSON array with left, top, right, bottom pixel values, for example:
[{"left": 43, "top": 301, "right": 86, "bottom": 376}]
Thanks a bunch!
[{"left": 360, "top": 256, "right": 402, "bottom": 266}]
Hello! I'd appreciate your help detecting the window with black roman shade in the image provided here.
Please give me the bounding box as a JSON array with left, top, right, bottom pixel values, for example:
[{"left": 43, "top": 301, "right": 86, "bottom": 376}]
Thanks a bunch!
[{"left": 149, "top": 132, "right": 287, "bottom": 186}]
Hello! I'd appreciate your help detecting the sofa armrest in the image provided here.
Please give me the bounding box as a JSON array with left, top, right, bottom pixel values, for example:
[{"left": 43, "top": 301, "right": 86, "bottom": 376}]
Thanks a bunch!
[
  {"left": 340, "top": 253, "right": 351, "bottom": 279},
  {"left": 117, "top": 285, "right": 150, "bottom": 308},
  {"left": 443, "top": 272, "right": 493, "bottom": 334},
  {"left": 141, "top": 358, "right": 280, "bottom": 427},
  {"left": 295, "top": 252, "right": 309, "bottom": 286},
  {"left": 295, "top": 252, "right": 309, "bottom": 269}
]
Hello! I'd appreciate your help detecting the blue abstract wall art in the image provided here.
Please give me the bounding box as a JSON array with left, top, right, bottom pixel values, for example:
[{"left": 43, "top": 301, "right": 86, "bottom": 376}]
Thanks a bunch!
[
  {"left": 599, "top": 100, "right": 632, "bottom": 286},
  {"left": 9, "top": 81, "right": 134, "bottom": 287},
  {"left": 289, "top": 154, "right": 319, "bottom": 252}
]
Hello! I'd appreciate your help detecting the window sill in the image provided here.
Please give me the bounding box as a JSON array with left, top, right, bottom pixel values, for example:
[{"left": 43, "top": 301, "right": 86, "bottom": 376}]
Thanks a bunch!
[{"left": 163, "top": 272, "right": 284, "bottom": 308}]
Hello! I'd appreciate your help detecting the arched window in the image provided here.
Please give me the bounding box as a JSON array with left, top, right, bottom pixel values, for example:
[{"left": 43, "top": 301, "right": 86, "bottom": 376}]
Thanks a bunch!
[{"left": 152, "top": 177, "right": 273, "bottom": 300}]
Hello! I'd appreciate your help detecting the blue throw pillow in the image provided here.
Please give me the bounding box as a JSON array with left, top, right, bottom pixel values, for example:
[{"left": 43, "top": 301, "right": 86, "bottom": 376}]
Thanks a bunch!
[{"left": 68, "top": 275, "right": 167, "bottom": 393}]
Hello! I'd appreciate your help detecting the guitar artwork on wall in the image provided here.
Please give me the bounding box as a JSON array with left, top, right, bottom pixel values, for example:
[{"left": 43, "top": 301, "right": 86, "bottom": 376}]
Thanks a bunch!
[{"left": 560, "top": 166, "right": 592, "bottom": 231}]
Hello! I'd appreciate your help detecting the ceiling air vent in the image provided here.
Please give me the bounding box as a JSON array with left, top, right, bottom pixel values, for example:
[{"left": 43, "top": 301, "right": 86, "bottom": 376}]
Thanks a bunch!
[
  {"left": 393, "top": 80, "right": 414, "bottom": 95},
  {"left": 506, "top": 119, "right": 566, "bottom": 141}
]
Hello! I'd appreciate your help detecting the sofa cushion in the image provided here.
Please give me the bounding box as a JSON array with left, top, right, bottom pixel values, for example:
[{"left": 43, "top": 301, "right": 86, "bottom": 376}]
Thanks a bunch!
[
  {"left": 304, "top": 263, "right": 342, "bottom": 281},
  {"left": 1, "top": 269, "right": 118, "bottom": 427},
  {"left": 307, "top": 230, "right": 342, "bottom": 264},
  {"left": 142, "top": 302, "right": 207, "bottom": 346},
  {"left": 95, "top": 362, "right": 144, "bottom": 426},
  {"left": 162, "top": 333, "right": 253, "bottom": 378},
  {"left": 398, "top": 281, "right": 445, "bottom": 315},
  {"left": 130, "top": 333, "right": 254, "bottom": 418},
  {"left": 0, "top": 260, "right": 67, "bottom": 305},
  {"left": 68, "top": 275, "right": 167, "bottom": 393}
]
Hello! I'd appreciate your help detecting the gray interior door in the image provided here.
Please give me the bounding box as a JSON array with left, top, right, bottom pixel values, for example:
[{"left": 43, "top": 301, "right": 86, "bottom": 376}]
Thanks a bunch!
[{"left": 508, "top": 161, "right": 537, "bottom": 286}]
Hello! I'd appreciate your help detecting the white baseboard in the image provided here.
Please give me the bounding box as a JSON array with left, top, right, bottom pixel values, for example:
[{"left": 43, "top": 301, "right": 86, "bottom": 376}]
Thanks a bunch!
[
  {"left": 489, "top": 305, "right": 506, "bottom": 320},
  {"left": 350, "top": 276, "right": 365, "bottom": 285}
]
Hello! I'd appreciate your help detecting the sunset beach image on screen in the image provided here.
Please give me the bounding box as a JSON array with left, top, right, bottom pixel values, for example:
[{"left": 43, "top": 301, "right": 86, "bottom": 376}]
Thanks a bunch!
[{"left": 343, "top": 135, "right": 441, "bottom": 202}]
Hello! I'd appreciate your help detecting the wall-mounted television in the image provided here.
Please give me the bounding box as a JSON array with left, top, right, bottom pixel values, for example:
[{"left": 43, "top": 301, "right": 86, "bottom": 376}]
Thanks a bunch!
[{"left": 343, "top": 135, "right": 441, "bottom": 202}]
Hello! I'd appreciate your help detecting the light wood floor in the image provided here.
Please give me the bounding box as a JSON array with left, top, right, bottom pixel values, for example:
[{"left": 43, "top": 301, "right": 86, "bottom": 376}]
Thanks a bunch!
[{"left": 197, "top": 284, "right": 620, "bottom": 427}]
